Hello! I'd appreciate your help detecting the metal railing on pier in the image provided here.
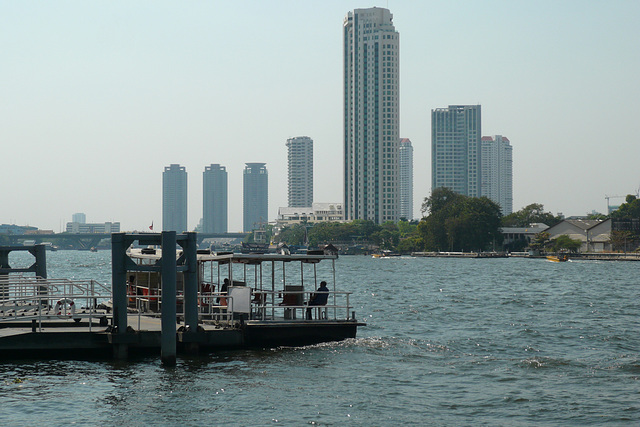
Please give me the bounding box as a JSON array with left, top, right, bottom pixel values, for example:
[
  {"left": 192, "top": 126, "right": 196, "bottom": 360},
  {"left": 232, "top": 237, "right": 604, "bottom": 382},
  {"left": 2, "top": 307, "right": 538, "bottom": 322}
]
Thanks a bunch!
[{"left": 0, "top": 275, "right": 111, "bottom": 331}]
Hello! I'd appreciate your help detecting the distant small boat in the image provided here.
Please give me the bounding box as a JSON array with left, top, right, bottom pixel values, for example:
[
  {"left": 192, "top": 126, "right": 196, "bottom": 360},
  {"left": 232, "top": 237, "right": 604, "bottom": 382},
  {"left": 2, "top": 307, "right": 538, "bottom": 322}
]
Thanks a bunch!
[
  {"left": 372, "top": 250, "right": 401, "bottom": 258},
  {"left": 546, "top": 254, "right": 568, "bottom": 262},
  {"left": 90, "top": 247, "right": 98, "bottom": 252}
]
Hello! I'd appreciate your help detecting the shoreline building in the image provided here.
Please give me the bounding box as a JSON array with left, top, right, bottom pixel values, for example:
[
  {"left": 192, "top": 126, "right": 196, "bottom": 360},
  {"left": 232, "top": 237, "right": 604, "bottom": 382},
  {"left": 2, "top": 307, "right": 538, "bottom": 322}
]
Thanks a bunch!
[
  {"left": 343, "top": 7, "right": 400, "bottom": 224},
  {"left": 431, "top": 105, "right": 482, "bottom": 197},
  {"left": 287, "top": 136, "right": 313, "bottom": 207},
  {"left": 162, "top": 164, "right": 187, "bottom": 232},
  {"left": 399, "top": 138, "right": 414, "bottom": 220},
  {"left": 276, "top": 202, "right": 344, "bottom": 228},
  {"left": 481, "top": 135, "right": 513, "bottom": 215},
  {"left": 243, "top": 163, "right": 268, "bottom": 232},
  {"left": 66, "top": 221, "right": 120, "bottom": 233},
  {"left": 203, "top": 164, "right": 228, "bottom": 233}
]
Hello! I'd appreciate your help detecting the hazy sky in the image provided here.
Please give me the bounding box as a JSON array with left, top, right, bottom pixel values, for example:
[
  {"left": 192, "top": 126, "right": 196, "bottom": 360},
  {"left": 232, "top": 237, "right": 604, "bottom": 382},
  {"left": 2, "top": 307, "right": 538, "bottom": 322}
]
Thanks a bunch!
[{"left": 2, "top": 1, "right": 639, "bottom": 232}]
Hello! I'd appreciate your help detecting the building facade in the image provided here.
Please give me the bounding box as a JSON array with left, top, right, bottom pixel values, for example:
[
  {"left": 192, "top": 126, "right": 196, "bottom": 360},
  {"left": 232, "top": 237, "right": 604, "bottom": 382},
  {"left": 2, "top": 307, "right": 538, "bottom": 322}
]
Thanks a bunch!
[
  {"left": 481, "top": 135, "right": 513, "bottom": 215},
  {"left": 431, "top": 105, "right": 482, "bottom": 197},
  {"left": 243, "top": 163, "right": 268, "bottom": 232},
  {"left": 286, "top": 136, "right": 313, "bottom": 207},
  {"left": 276, "top": 202, "right": 344, "bottom": 227},
  {"left": 545, "top": 219, "right": 612, "bottom": 253},
  {"left": 399, "top": 138, "right": 414, "bottom": 220},
  {"left": 203, "top": 164, "right": 228, "bottom": 233},
  {"left": 343, "top": 7, "right": 399, "bottom": 224},
  {"left": 72, "top": 213, "right": 86, "bottom": 224},
  {"left": 162, "top": 164, "right": 188, "bottom": 232},
  {"left": 66, "top": 221, "right": 120, "bottom": 233}
]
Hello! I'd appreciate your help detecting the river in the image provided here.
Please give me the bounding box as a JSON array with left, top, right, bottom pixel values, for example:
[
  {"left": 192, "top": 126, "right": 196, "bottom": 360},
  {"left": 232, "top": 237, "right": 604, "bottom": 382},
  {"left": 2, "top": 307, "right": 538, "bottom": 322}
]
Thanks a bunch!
[{"left": 1, "top": 251, "right": 639, "bottom": 425}]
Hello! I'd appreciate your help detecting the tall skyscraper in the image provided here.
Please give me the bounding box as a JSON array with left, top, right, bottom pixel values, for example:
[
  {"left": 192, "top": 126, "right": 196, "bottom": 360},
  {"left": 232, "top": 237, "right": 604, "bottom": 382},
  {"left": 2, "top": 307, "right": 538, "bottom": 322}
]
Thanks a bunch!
[
  {"left": 431, "top": 105, "right": 482, "bottom": 197},
  {"left": 162, "top": 164, "right": 187, "bottom": 232},
  {"left": 203, "top": 164, "right": 228, "bottom": 233},
  {"left": 343, "top": 7, "right": 399, "bottom": 223},
  {"left": 399, "top": 138, "right": 414, "bottom": 220},
  {"left": 481, "top": 135, "right": 513, "bottom": 215},
  {"left": 286, "top": 136, "right": 313, "bottom": 207},
  {"left": 243, "top": 163, "right": 268, "bottom": 232}
]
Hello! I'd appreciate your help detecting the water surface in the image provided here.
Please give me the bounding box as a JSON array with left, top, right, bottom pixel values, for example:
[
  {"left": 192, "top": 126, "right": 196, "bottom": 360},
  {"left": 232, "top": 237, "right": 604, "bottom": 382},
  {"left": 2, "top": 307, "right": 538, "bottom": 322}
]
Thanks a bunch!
[{"left": 1, "top": 252, "right": 638, "bottom": 425}]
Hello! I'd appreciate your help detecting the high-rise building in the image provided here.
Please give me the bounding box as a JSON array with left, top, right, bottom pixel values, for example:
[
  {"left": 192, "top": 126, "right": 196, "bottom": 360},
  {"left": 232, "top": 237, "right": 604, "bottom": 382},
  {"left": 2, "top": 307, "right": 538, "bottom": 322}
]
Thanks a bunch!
[
  {"left": 286, "top": 136, "right": 313, "bottom": 207},
  {"left": 162, "top": 164, "right": 187, "bottom": 232},
  {"left": 431, "top": 105, "right": 482, "bottom": 197},
  {"left": 203, "top": 164, "right": 228, "bottom": 233},
  {"left": 72, "top": 213, "right": 86, "bottom": 224},
  {"left": 343, "top": 7, "right": 399, "bottom": 223},
  {"left": 481, "top": 135, "right": 513, "bottom": 215},
  {"left": 243, "top": 163, "right": 268, "bottom": 232},
  {"left": 399, "top": 138, "right": 414, "bottom": 220}
]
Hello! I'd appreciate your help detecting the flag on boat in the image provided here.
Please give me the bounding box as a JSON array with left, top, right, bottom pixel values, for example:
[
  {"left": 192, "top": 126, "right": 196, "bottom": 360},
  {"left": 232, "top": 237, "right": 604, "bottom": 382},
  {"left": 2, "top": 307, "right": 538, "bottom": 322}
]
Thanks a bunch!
[{"left": 149, "top": 222, "right": 153, "bottom": 230}]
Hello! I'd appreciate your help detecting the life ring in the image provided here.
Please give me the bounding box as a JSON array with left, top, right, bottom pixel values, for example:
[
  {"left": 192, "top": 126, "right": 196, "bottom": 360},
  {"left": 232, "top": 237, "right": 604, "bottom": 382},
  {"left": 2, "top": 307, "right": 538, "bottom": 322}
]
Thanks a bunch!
[{"left": 55, "top": 298, "right": 76, "bottom": 317}]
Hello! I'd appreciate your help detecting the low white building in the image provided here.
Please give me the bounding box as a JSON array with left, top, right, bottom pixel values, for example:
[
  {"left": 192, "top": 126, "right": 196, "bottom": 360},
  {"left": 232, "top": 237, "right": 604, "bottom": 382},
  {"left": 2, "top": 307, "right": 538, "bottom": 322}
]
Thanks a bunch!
[
  {"left": 276, "top": 203, "right": 344, "bottom": 227},
  {"left": 66, "top": 222, "right": 120, "bottom": 233}
]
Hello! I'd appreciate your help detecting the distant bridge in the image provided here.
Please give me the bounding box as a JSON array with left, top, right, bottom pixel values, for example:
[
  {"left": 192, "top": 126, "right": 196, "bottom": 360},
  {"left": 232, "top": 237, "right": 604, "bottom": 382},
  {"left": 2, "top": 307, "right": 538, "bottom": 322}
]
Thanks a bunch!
[{"left": 0, "top": 232, "right": 248, "bottom": 250}]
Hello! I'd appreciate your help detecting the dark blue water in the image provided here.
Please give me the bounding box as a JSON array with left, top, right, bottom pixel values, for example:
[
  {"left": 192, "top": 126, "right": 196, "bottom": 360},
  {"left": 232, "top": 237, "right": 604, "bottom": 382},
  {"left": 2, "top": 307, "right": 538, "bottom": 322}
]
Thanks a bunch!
[{"left": 1, "top": 252, "right": 639, "bottom": 425}]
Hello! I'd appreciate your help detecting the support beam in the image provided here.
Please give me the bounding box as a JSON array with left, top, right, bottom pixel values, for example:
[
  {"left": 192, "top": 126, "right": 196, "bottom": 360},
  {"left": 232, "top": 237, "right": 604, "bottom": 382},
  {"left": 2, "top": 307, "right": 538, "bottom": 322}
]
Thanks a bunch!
[
  {"left": 182, "top": 232, "right": 198, "bottom": 332},
  {"left": 111, "top": 233, "right": 129, "bottom": 337},
  {"left": 161, "top": 231, "right": 177, "bottom": 367}
]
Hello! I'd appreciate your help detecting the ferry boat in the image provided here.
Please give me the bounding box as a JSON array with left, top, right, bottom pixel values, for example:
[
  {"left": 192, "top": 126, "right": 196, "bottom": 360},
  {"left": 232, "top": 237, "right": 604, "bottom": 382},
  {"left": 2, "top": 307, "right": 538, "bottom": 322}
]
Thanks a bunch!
[
  {"left": 126, "top": 248, "right": 363, "bottom": 347},
  {"left": 0, "top": 240, "right": 362, "bottom": 361}
]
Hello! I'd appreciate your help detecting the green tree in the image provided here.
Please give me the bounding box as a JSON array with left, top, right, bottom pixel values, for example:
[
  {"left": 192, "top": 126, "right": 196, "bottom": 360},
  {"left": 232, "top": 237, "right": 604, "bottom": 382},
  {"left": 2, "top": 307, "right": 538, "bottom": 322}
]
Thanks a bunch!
[
  {"left": 610, "top": 195, "right": 640, "bottom": 219},
  {"left": 397, "top": 219, "right": 418, "bottom": 238},
  {"left": 502, "top": 203, "right": 562, "bottom": 228},
  {"left": 273, "top": 224, "right": 307, "bottom": 246},
  {"left": 418, "top": 188, "right": 503, "bottom": 251},
  {"left": 551, "top": 235, "right": 582, "bottom": 253},
  {"left": 396, "top": 236, "right": 424, "bottom": 254},
  {"left": 608, "top": 230, "right": 634, "bottom": 252},
  {"left": 529, "top": 231, "right": 551, "bottom": 253}
]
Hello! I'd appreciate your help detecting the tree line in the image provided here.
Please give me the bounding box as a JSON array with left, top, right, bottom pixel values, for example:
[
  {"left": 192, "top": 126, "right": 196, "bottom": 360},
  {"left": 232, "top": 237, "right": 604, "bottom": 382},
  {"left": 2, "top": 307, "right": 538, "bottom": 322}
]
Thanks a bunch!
[{"left": 271, "top": 188, "right": 640, "bottom": 254}]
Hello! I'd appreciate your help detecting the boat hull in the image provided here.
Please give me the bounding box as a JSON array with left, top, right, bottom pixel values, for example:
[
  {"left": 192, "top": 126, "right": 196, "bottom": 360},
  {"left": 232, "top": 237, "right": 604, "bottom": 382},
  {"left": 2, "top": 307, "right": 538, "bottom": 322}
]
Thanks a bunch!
[{"left": 243, "top": 320, "right": 362, "bottom": 347}]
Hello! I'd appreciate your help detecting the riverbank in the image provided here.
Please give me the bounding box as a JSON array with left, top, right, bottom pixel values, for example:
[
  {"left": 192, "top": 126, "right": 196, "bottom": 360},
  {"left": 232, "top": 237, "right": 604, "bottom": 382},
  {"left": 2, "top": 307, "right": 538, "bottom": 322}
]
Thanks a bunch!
[{"left": 410, "top": 251, "right": 640, "bottom": 261}]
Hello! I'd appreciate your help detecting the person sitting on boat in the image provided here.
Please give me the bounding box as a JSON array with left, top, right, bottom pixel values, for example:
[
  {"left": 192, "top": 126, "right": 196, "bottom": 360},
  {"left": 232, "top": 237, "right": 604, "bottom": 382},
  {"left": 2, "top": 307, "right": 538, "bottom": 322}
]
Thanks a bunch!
[
  {"left": 217, "top": 278, "right": 229, "bottom": 306},
  {"left": 306, "top": 281, "right": 329, "bottom": 320}
]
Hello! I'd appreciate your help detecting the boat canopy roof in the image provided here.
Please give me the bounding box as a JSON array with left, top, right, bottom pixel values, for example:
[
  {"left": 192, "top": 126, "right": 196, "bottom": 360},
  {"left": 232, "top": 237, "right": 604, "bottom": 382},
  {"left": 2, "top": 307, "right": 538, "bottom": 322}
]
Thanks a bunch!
[{"left": 128, "top": 249, "right": 337, "bottom": 265}]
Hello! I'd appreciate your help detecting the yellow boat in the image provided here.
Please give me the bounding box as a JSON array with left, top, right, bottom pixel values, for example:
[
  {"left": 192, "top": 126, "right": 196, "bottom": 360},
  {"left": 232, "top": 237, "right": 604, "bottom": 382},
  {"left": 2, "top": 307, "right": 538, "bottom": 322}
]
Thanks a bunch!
[{"left": 546, "top": 254, "right": 568, "bottom": 262}]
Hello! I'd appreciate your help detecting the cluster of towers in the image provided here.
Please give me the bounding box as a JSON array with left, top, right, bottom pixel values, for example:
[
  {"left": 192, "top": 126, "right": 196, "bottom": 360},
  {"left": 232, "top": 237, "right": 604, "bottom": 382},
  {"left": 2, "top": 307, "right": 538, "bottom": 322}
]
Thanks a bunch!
[
  {"left": 162, "top": 163, "right": 268, "bottom": 233},
  {"left": 345, "top": 8, "right": 512, "bottom": 221},
  {"left": 431, "top": 105, "right": 513, "bottom": 215},
  {"left": 162, "top": 7, "right": 513, "bottom": 234}
]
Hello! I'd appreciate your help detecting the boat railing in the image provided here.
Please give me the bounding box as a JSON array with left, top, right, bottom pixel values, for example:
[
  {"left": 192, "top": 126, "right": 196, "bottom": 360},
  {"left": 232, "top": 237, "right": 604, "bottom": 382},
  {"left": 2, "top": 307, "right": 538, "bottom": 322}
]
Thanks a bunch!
[
  {"left": 125, "top": 289, "right": 235, "bottom": 328},
  {"left": 0, "top": 275, "right": 111, "bottom": 331},
  {"left": 248, "top": 289, "right": 353, "bottom": 322},
  {"left": 126, "top": 288, "right": 352, "bottom": 324}
]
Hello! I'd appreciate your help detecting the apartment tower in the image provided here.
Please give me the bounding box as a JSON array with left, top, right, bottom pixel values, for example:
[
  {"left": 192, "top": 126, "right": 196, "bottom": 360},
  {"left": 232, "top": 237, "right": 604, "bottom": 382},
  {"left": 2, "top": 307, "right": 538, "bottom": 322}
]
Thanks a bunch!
[
  {"left": 203, "top": 164, "right": 228, "bottom": 233},
  {"left": 162, "top": 164, "right": 187, "bottom": 232},
  {"left": 399, "top": 138, "right": 414, "bottom": 220},
  {"left": 343, "top": 7, "right": 399, "bottom": 223},
  {"left": 243, "top": 163, "right": 268, "bottom": 232},
  {"left": 286, "top": 136, "right": 313, "bottom": 207},
  {"left": 431, "top": 105, "right": 482, "bottom": 197},
  {"left": 481, "top": 135, "right": 513, "bottom": 215}
]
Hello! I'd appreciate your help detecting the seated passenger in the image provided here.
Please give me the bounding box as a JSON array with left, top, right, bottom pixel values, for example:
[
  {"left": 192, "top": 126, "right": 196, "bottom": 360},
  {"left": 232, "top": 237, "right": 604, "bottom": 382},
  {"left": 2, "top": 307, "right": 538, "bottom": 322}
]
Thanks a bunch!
[
  {"left": 217, "top": 278, "right": 229, "bottom": 306},
  {"left": 306, "top": 281, "right": 329, "bottom": 320}
]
